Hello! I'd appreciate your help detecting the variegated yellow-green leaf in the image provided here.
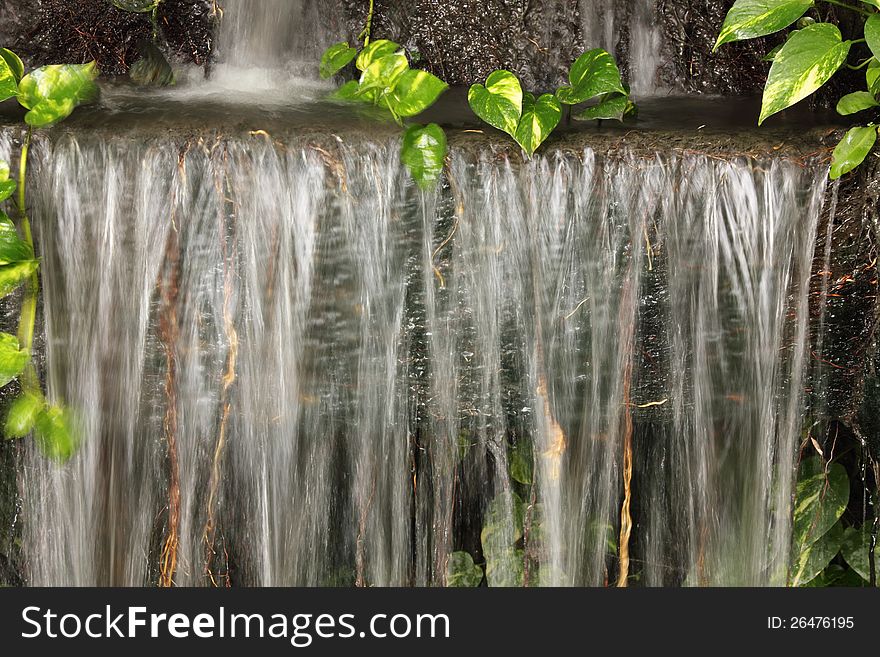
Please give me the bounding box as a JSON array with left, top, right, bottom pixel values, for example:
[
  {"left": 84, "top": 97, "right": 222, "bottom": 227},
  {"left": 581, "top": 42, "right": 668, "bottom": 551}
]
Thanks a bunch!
[
  {"left": 0, "top": 50, "right": 19, "bottom": 102},
  {"left": 0, "top": 48, "right": 24, "bottom": 84},
  {"left": 0, "top": 259, "right": 39, "bottom": 297},
  {"left": 0, "top": 331, "right": 29, "bottom": 387},
  {"left": 18, "top": 62, "right": 99, "bottom": 127},
  {"left": 447, "top": 551, "right": 483, "bottom": 587},
  {"left": 0, "top": 161, "right": 16, "bottom": 203},
  {"left": 792, "top": 458, "right": 849, "bottom": 549},
  {"left": 35, "top": 404, "right": 76, "bottom": 462},
  {"left": 355, "top": 39, "right": 400, "bottom": 72},
  {"left": 575, "top": 92, "right": 631, "bottom": 121},
  {"left": 4, "top": 391, "right": 44, "bottom": 439},
  {"left": 388, "top": 69, "right": 448, "bottom": 117},
  {"left": 759, "top": 23, "right": 850, "bottom": 125},
  {"left": 358, "top": 53, "right": 408, "bottom": 96},
  {"left": 714, "top": 0, "right": 814, "bottom": 51},
  {"left": 791, "top": 521, "right": 844, "bottom": 586},
  {"left": 861, "top": 0, "right": 880, "bottom": 9},
  {"left": 837, "top": 91, "right": 880, "bottom": 115},
  {"left": 333, "top": 80, "right": 363, "bottom": 101},
  {"left": 515, "top": 92, "right": 561, "bottom": 156},
  {"left": 867, "top": 14, "right": 880, "bottom": 62},
  {"left": 468, "top": 70, "right": 523, "bottom": 138},
  {"left": 0, "top": 211, "right": 33, "bottom": 265},
  {"left": 840, "top": 526, "right": 873, "bottom": 583},
  {"left": 320, "top": 42, "right": 357, "bottom": 79},
  {"left": 401, "top": 123, "right": 447, "bottom": 189},
  {"left": 556, "top": 48, "right": 625, "bottom": 105},
  {"left": 830, "top": 125, "right": 877, "bottom": 179}
]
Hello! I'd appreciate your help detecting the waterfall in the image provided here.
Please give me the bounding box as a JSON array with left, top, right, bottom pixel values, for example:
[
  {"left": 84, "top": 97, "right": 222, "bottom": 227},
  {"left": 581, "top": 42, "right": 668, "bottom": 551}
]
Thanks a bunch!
[{"left": 10, "top": 126, "right": 826, "bottom": 586}]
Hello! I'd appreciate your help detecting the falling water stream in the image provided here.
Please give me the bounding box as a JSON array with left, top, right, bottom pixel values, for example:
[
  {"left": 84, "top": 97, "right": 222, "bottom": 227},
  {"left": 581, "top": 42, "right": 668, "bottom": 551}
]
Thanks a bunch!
[{"left": 2, "top": 1, "right": 836, "bottom": 586}]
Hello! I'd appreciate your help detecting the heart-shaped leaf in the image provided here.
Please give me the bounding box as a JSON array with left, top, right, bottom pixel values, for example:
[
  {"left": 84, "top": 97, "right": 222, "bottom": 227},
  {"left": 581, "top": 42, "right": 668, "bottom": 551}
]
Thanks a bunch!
[
  {"left": 448, "top": 551, "right": 483, "bottom": 587},
  {"left": 0, "top": 49, "right": 24, "bottom": 84},
  {"left": 401, "top": 123, "right": 447, "bottom": 189},
  {"left": 515, "top": 92, "right": 561, "bottom": 155},
  {"left": 0, "top": 211, "right": 33, "bottom": 265},
  {"left": 110, "top": 0, "right": 160, "bottom": 12},
  {"left": 867, "top": 14, "right": 880, "bottom": 61},
  {"left": 868, "top": 58, "right": 880, "bottom": 96},
  {"left": 837, "top": 91, "right": 879, "bottom": 116},
  {"left": 0, "top": 161, "right": 16, "bottom": 203},
  {"left": 759, "top": 23, "right": 850, "bottom": 125},
  {"left": 356, "top": 39, "right": 400, "bottom": 72},
  {"left": 0, "top": 259, "right": 39, "bottom": 297},
  {"left": 468, "top": 70, "right": 523, "bottom": 138},
  {"left": 387, "top": 69, "right": 447, "bottom": 117},
  {"left": 830, "top": 125, "right": 877, "bottom": 179},
  {"left": 0, "top": 54, "right": 18, "bottom": 103},
  {"left": 0, "top": 331, "right": 29, "bottom": 387},
  {"left": 320, "top": 42, "right": 357, "bottom": 79},
  {"left": 840, "top": 526, "right": 874, "bottom": 583},
  {"left": 792, "top": 458, "right": 849, "bottom": 550},
  {"left": 714, "top": 0, "right": 814, "bottom": 51},
  {"left": 18, "top": 62, "right": 99, "bottom": 127},
  {"left": 575, "top": 92, "right": 631, "bottom": 121},
  {"left": 4, "top": 390, "right": 44, "bottom": 439},
  {"left": 34, "top": 404, "right": 76, "bottom": 462},
  {"left": 791, "top": 520, "right": 844, "bottom": 586},
  {"left": 358, "top": 53, "right": 409, "bottom": 96},
  {"left": 556, "top": 48, "right": 625, "bottom": 105}
]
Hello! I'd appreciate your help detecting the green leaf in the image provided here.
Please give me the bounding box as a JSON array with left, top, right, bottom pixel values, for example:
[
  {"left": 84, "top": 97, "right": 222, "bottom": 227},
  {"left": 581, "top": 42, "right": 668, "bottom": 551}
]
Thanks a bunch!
[
  {"left": 0, "top": 160, "right": 16, "bottom": 203},
  {"left": 0, "top": 49, "right": 24, "bottom": 84},
  {"left": 714, "top": 0, "right": 814, "bottom": 51},
  {"left": 18, "top": 62, "right": 100, "bottom": 127},
  {"left": 481, "top": 491, "right": 524, "bottom": 554},
  {"left": 862, "top": 0, "right": 880, "bottom": 8},
  {"left": 840, "top": 526, "right": 875, "bottom": 583},
  {"left": 867, "top": 14, "right": 880, "bottom": 62},
  {"left": 34, "top": 404, "right": 76, "bottom": 462},
  {"left": 0, "top": 332, "right": 29, "bottom": 387},
  {"left": 129, "top": 42, "right": 174, "bottom": 87},
  {"left": 447, "top": 551, "right": 483, "bottom": 587},
  {"left": 468, "top": 70, "right": 523, "bottom": 138},
  {"left": 333, "top": 80, "right": 363, "bottom": 101},
  {"left": 110, "top": 0, "right": 161, "bottom": 12},
  {"left": 509, "top": 440, "right": 533, "bottom": 485},
  {"left": 355, "top": 39, "right": 400, "bottom": 72},
  {"left": 792, "top": 458, "right": 849, "bottom": 550},
  {"left": 387, "top": 69, "right": 447, "bottom": 117},
  {"left": 837, "top": 91, "right": 879, "bottom": 116},
  {"left": 759, "top": 23, "right": 850, "bottom": 125},
  {"left": 484, "top": 548, "right": 524, "bottom": 587},
  {"left": 4, "top": 391, "right": 44, "bottom": 439},
  {"left": 791, "top": 521, "right": 844, "bottom": 586},
  {"left": 802, "top": 564, "right": 864, "bottom": 587},
  {"left": 0, "top": 211, "right": 33, "bottom": 265},
  {"left": 868, "top": 58, "right": 880, "bottom": 96},
  {"left": 575, "top": 93, "right": 631, "bottom": 121},
  {"left": 401, "top": 123, "right": 447, "bottom": 189},
  {"left": 358, "top": 53, "right": 409, "bottom": 97},
  {"left": 0, "top": 51, "right": 18, "bottom": 102},
  {"left": 830, "top": 125, "right": 877, "bottom": 179},
  {"left": 514, "top": 92, "right": 561, "bottom": 155},
  {"left": 320, "top": 42, "right": 358, "bottom": 79},
  {"left": 0, "top": 259, "right": 39, "bottom": 297},
  {"left": 556, "top": 48, "right": 625, "bottom": 105}
]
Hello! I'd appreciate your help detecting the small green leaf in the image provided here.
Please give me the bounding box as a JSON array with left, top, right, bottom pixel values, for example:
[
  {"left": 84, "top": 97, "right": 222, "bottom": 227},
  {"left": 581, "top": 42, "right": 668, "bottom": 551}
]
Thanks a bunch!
[
  {"left": 129, "top": 42, "right": 174, "bottom": 87},
  {"left": 387, "top": 69, "right": 447, "bottom": 117},
  {"left": 18, "top": 62, "right": 100, "bottom": 127},
  {"left": 868, "top": 58, "right": 880, "bottom": 96},
  {"left": 509, "top": 440, "right": 533, "bottom": 485},
  {"left": 0, "top": 259, "right": 39, "bottom": 297},
  {"left": 714, "top": 0, "right": 814, "bottom": 51},
  {"left": 0, "top": 211, "right": 33, "bottom": 265},
  {"left": 556, "top": 48, "right": 625, "bottom": 105},
  {"left": 0, "top": 49, "right": 24, "bottom": 84},
  {"left": 4, "top": 391, "right": 44, "bottom": 439},
  {"left": 110, "top": 0, "right": 161, "bottom": 12},
  {"left": 867, "top": 14, "right": 880, "bottom": 62},
  {"left": 355, "top": 39, "right": 400, "bottom": 72},
  {"left": 401, "top": 123, "right": 447, "bottom": 189},
  {"left": 447, "top": 551, "right": 483, "bottom": 587},
  {"left": 320, "top": 42, "right": 358, "bottom": 79},
  {"left": 0, "top": 332, "right": 29, "bottom": 387},
  {"left": 837, "top": 91, "right": 880, "bottom": 116},
  {"left": 484, "top": 548, "right": 524, "bottom": 587},
  {"left": 830, "top": 125, "right": 877, "bottom": 179},
  {"left": 840, "top": 526, "right": 875, "bottom": 583},
  {"left": 333, "top": 80, "right": 363, "bottom": 101},
  {"left": 514, "top": 92, "right": 561, "bottom": 155},
  {"left": 481, "top": 491, "right": 524, "bottom": 554},
  {"left": 34, "top": 404, "right": 76, "bottom": 462},
  {"left": 358, "top": 53, "right": 409, "bottom": 97},
  {"left": 0, "top": 51, "right": 18, "bottom": 102},
  {"left": 0, "top": 160, "right": 16, "bottom": 203},
  {"left": 792, "top": 458, "right": 849, "bottom": 550},
  {"left": 759, "top": 23, "right": 850, "bottom": 125},
  {"left": 791, "top": 521, "right": 844, "bottom": 586},
  {"left": 575, "top": 93, "right": 631, "bottom": 121},
  {"left": 468, "top": 70, "right": 523, "bottom": 138}
]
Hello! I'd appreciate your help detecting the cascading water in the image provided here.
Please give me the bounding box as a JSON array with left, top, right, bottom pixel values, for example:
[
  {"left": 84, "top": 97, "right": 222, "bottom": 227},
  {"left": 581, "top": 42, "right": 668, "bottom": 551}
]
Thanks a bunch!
[{"left": 8, "top": 122, "right": 828, "bottom": 586}]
